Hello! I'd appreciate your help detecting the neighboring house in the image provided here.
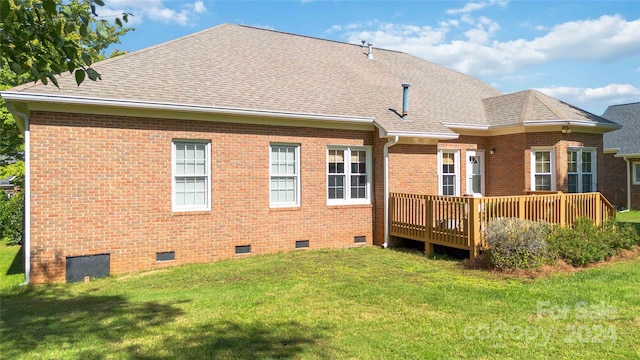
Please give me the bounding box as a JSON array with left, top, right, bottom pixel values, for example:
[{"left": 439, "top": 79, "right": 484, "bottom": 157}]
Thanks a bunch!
[
  {"left": 0, "top": 175, "right": 19, "bottom": 196},
  {"left": 0, "top": 24, "right": 620, "bottom": 283},
  {"left": 601, "top": 102, "right": 640, "bottom": 210}
]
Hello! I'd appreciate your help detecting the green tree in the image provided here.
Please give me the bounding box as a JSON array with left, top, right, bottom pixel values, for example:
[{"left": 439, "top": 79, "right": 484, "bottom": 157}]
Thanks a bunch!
[
  {"left": 0, "top": 0, "right": 131, "bottom": 86},
  {"left": 1, "top": 1, "right": 132, "bottom": 244}
]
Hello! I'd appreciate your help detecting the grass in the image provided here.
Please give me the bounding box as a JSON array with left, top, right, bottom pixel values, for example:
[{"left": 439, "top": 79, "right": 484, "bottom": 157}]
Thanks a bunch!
[
  {"left": 1, "top": 245, "right": 639, "bottom": 359},
  {"left": 617, "top": 210, "right": 640, "bottom": 223},
  {"left": 617, "top": 210, "right": 640, "bottom": 236}
]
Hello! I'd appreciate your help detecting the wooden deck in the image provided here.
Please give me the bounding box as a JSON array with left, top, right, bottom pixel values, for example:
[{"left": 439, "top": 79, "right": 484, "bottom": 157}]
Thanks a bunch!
[{"left": 389, "top": 192, "right": 615, "bottom": 258}]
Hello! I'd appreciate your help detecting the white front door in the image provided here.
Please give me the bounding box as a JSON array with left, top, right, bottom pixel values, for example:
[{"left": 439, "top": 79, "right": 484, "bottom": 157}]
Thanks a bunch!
[{"left": 466, "top": 150, "right": 485, "bottom": 196}]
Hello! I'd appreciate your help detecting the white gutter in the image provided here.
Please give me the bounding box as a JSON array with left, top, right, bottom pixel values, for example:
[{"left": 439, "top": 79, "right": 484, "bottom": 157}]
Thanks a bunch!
[
  {"left": 615, "top": 153, "right": 640, "bottom": 158},
  {"left": 383, "top": 136, "right": 399, "bottom": 248},
  {"left": 522, "top": 119, "right": 622, "bottom": 130},
  {"left": 381, "top": 130, "right": 459, "bottom": 140},
  {"left": 0, "top": 92, "right": 375, "bottom": 125},
  {"left": 440, "top": 123, "right": 490, "bottom": 131},
  {"left": 6, "top": 104, "right": 30, "bottom": 285}
]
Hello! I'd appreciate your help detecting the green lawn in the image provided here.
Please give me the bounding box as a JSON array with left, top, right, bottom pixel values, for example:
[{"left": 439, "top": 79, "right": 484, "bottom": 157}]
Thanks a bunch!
[
  {"left": 617, "top": 210, "right": 640, "bottom": 223},
  {"left": 1, "top": 245, "right": 639, "bottom": 359}
]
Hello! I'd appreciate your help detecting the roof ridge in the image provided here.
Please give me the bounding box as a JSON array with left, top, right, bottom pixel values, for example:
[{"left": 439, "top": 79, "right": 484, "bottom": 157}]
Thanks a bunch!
[
  {"left": 520, "top": 90, "right": 535, "bottom": 121},
  {"left": 532, "top": 90, "right": 566, "bottom": 119},
  {"left": 237, "top": 24, "right": 406, "bottom": 54},
  {"left": 606, "top": 101, "right": 640, "bottom": 108}
]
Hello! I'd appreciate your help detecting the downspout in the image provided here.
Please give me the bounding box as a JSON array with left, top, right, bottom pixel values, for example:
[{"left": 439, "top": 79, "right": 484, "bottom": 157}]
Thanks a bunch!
[
  {"left": 626, "top": 157, "right": 631, "bottom": 211},
  {"left": 7, "top": 105, "right": 30, "bottom": 285},
  {"left": 383, "top": 136, "right": 399, "bottom": 248}
]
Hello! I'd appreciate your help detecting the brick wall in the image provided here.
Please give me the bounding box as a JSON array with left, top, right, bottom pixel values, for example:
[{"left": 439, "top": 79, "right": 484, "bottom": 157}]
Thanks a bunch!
[
  {"left": 601, "top": 153, "right": 627, "bottom": 209},
  {"left": 29, "top": 111, "right": 375, "bottom": 283},
  {"left": 601, "top": 154, "right": 640, "bottom": 210}
]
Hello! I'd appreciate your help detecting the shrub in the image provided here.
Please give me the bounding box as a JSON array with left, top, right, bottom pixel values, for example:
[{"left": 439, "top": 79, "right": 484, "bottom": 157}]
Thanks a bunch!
[
  {"left": 485, "top": 218, "right": 552, "bottom": 270},
  {"left": 606, "top": 220, "right": 640, "bottom": 249},
  {"left": 0, "top": 191, "right": 24, "bottom": 245},
  {"left": 547, "top": 218, "right": 639, "bottom": 267}
]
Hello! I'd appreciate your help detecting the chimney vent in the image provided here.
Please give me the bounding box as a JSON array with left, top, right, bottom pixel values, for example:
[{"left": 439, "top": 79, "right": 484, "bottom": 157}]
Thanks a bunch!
[{"left": 402, "top": 83, "right": 410, "bottom": 119}]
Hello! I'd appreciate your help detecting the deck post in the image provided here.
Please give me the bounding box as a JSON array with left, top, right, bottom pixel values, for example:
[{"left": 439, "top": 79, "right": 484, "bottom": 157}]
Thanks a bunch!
[
  {"left": 595, "top": 194, "right": 602, "bottom": 226},
  {"left": 425, "top": 196, "right": 432, "bottom": 240},
  {"left": 518, "top": 196, "right": 526, "bottom": 220},
  {"left": 425, "top": 242, "right": 434, "bottom": 257},
  {"left": 468, "top": 197, "right": 481, "bottom": 251},
  {"left": 559, "top": 194, "right": 566, "bottom": 227}
]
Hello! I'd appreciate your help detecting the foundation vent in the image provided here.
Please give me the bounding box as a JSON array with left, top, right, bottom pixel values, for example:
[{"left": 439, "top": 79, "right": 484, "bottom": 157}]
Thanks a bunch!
[{"left": 235, "top": 245, "right": 251, "bottom": 255}]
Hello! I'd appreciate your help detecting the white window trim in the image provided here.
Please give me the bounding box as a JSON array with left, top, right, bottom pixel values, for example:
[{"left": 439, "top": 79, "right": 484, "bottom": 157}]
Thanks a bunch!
[
  {"left": 172, "top": 140, "right": 211, "bottom": 212},
  {"left": 633, "top": 161, "right": 640, "bottom": 185},
  {"left": 269, "top": 143, "right": 301, "bottom": 208},
  {"left": 326, "top": 146, "right": 372, "bottom": 206},
  {"left": 567, "top": 147, "right": 597, "bottom": 193},
  {"left": 530, "top": 147, "right": 556, "bottom": 191},
  {"left": 438, "top": 149, "right": 461, "bottom": 196}
]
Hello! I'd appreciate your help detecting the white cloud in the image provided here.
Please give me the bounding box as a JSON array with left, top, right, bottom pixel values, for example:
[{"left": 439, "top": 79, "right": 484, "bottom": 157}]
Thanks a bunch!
[
  {"left": 338, "top": 14, "right": 640, "bottom": 77},
  {"left": 102, "top": 0, "right": 206, "bottom": 26},
  {"left": 446, "top": 0, "right": 508, "bottom": 15},
  {"left": 536, "top": 84, "right": 640, "bottom": 112}
]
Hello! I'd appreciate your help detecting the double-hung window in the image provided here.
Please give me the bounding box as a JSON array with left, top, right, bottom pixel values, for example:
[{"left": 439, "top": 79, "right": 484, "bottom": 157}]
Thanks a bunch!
[
  {"left": 327, "top": 146, "right": 371, "bottom": 205},
  {"left": 567, "top": 148, "right": 596, "bottom": 193},
  {"left": 172, "top": 140, "right": 211, "bottom": 211},
  {"left": 270, "top": 144, "right": 300, "bottom": 207},
  {"left": 530, "top": 148, "right": 556, "bottom": 191},
  {"left": 438, "top": 150, "right": 460, "bottom": 196},
  {"left": 633, "top": 161, "right": 640, "bottom": 185}
]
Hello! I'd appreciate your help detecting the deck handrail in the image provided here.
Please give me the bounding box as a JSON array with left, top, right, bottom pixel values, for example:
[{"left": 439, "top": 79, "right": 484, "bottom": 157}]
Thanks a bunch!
[{"left": 389, "top": 192, "right": 615, "bottom": 258}]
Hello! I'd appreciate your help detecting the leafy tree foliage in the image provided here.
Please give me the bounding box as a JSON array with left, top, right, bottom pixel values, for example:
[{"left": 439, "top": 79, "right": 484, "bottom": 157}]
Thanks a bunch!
[
  {"left": 0, "top": 2, "right": 132, "bottom": 244},
  {"left": 0, "top": 0, "right": 131, "bottom": 86},
  {"left": 0, "top": 190, "right": 23, "bottom": 245}
]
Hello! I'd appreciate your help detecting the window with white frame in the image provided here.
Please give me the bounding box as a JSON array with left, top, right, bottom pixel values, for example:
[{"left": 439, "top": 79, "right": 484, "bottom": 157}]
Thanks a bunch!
[
  {"left": 530, "top": 148, "right": 556, "bottom": 191},
  {"left": 438, "top": 150, "right": 460, "bottom": 196},
  {"left": 327, "top": 146, "right": 371, "bottom": 205},
  {"left": 172, "top": 140, "right": 211, "bottom": 211},
  {"left": 633, "top": 161, "right": 640, "bottom": 185},
  {"left": 567, "top": 148, "right": 596, "bottom": 193},
  {"left": 270, "top": 144, "right": 300, "bottom": 207}
]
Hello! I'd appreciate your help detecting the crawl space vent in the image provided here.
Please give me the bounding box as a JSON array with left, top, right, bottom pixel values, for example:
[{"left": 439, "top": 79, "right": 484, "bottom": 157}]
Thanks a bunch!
[
  {"left": 295, "top": 240, "right": 310, "bottom": 249},
  {"left": 156, "top": 251, "right": 175, "bottom": 261},
  {"left": 235, "top": 245, "right": 251, "bottom": 254}
]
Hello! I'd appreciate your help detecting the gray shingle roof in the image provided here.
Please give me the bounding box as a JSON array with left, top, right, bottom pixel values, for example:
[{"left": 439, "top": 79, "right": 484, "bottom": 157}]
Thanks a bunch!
[
  {"left": 602, "top": 102, "right": 640, "bottom": 155},
  {"left": 483, "top": 90, "right": 617, "bottom": 127},
  {"left": 5, "top": 24, "right": 611, "bottom": 136}
]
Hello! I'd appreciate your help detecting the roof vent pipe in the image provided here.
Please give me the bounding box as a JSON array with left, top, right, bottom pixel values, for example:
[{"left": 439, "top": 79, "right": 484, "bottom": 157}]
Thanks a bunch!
[
  {"left": 402, "top": 83, "right": 410, "bottom": 119},
  {"left": 367, "top": 43, "right": 374, "bottom": 60}
]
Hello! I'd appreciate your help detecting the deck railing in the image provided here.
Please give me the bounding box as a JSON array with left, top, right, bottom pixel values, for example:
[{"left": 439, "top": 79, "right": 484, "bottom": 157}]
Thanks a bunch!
[{"left": 389, "top": 192, "right": 615, "bottom": 258}]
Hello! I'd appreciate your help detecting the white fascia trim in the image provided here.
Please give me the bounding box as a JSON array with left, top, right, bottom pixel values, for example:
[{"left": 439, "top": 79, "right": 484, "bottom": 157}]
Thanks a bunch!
[
  {"left": 523, "top": 119, "right": 622, "bottom": 130},
  {"left": 604, "top": 148, "right": 620, "bottom": 154},
  {"left": 381, "top": 130, "right": 459, "bottom": 140},
  {"left": 615, "top": 153, "right": 640, "bottom": 158},
  {"left": 440, "top": 122, "right": 490, "bottom": 131},
  {"left": 0, "top": 91, "right": 375, "bottom": 125}
]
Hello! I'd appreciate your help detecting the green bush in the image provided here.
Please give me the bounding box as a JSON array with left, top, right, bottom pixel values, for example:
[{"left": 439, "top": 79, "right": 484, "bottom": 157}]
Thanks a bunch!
[
  {"left": 548, "top": 218, "right": 640, "bottom": 267},
  {"left": 485, "top": 218, "right": 552, "bottom": 270},
  {"left": 0, "top": 191, "right": 23, "bottom": 245},
  {"left": 607, "top": 221, "right": 640, "bottom": 249}
]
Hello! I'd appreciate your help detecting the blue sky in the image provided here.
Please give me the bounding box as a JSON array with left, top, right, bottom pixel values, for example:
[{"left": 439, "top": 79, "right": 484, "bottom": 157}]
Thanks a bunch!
[{"left": 101, "top": 0, "right": 640, "bottom": 115}]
